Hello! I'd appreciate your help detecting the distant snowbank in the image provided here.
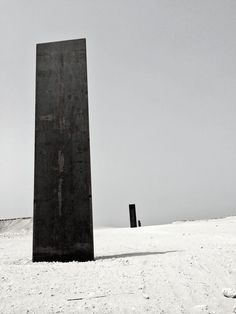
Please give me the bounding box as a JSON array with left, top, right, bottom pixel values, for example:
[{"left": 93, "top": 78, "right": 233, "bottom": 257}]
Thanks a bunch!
[
  {"left": 172, "top": 215, "right": 236, "bottom": 224},
  {"left": 1, "top": 215, "right": 236, "bottom": 234},
  {"left": 0, "top": 217, "right": 32, "bottom": 234}
]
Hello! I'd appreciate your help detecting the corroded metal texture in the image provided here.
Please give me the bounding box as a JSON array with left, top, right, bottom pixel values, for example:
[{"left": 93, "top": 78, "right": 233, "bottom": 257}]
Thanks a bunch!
[
  {"left": 33, "top": 39, "right": 94, "bottom": 262},
  {"left": 129, "top": 204, "right": 137, "bottom": 228}
]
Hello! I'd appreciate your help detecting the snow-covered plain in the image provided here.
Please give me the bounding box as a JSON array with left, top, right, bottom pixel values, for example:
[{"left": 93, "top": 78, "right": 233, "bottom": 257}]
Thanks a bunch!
[{"left": 0, "top": 217, "right": 236, "bottom": 314}]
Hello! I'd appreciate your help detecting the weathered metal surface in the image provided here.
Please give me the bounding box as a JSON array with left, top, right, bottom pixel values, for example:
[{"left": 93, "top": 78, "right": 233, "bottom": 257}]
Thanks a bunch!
[{"left": 33, "top": 39, "right": 94, "bottom": 262}]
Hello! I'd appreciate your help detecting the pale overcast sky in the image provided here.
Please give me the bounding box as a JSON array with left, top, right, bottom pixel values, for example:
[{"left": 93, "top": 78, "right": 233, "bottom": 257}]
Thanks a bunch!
[{"left": 0, "top": 0, "right": 236, "bottom": 226}]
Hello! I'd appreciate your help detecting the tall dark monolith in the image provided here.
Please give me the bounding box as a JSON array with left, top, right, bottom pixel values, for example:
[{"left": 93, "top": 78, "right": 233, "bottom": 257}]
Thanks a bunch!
[
  {"left": 129, "top": 204, "right": 137, "bottom": 228},
  {"left": 33, "top": 39, "right": 94, "bottom": 262}
]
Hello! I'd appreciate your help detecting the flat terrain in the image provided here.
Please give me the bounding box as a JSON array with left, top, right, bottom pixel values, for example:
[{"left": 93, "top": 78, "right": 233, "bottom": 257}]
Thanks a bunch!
[{"left": 0, "top": 217, "right": 236, "bottom": 313}]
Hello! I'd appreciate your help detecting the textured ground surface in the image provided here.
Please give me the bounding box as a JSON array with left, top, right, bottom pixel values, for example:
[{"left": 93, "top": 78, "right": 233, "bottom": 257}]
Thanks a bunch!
[{"left": 0, "top": 217, "right": 236, "bottom": 313}]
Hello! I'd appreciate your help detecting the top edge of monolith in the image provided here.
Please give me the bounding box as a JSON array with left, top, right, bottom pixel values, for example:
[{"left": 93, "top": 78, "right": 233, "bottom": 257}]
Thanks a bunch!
[{"left": 36, "top": 38, "right": 86, "bottom": 47}]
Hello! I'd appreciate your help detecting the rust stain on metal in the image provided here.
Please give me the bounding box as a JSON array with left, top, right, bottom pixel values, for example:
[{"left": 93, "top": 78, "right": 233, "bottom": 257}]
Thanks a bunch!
[
  {"left": 39, "top": 114, "right": 54, "bottom": 121},
  {"left": 57, "top": 150, "right": 64, "bottom": 216},
  {"left": 58, "top": 150, "right": 64, "bottom": 173},
  {"left": 58, "top": 178, "right": 63, "bottom": 216}
]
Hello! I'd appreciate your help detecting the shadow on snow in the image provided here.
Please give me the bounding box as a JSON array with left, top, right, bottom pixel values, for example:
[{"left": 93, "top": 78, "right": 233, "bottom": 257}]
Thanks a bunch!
[{"left": 96, "top": 250, "right": 179, "bottom": 260}]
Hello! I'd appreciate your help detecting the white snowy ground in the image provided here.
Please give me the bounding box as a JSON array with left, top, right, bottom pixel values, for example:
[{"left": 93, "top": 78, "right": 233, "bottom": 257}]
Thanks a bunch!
[{"left": 0, "top": 217, "right": 236, "bottom": 314}]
